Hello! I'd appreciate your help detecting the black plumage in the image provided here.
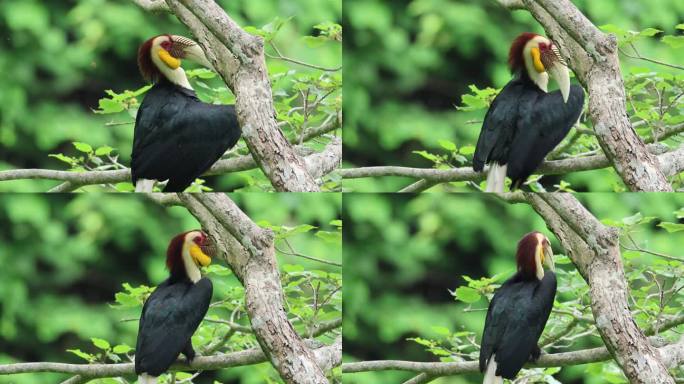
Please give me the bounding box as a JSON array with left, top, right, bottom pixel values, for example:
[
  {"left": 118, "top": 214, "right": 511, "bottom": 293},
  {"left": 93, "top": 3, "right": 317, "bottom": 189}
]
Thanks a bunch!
[
  {"left": 135, "top": 277, "right": 212, "bottom": 376},
  {"left": 473, "top": 73, "right": 584, "bottom": 189},
  {"left": 479, "top": 271, "right": 556, "bottom": 379},
  {"left": 131, "top": 79, "right": 241, "bottom": 192}
]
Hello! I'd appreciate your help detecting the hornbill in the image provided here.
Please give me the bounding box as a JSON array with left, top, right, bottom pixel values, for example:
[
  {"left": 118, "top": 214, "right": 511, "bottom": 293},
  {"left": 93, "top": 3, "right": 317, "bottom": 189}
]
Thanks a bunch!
[
  {"left": 133, "top": 34, "right": 241, "bottom": 192},
  {"left": 479, "top": 231, "right": 557, "bottom": 384},
  {"left": 473, "top": 32, "right": 584, "bottom": 192},
  {"left": 135, "top": 230, "right": 214, "bottom": 384}
]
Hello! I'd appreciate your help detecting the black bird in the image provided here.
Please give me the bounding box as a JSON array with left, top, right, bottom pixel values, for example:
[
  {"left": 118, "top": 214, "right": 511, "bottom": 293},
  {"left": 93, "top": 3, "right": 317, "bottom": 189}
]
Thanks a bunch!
[
  {"left": 132, "top": 34, "right": 241, "bottom": 192},
  {"left": 473, "top": 32, "right": 584, "bottom": 192},
  {"left": 479, "top": 231, "right": 557, "bottom": 383},
  {"left": 135, "top": 230, "right": 213, "bottom": 384}
]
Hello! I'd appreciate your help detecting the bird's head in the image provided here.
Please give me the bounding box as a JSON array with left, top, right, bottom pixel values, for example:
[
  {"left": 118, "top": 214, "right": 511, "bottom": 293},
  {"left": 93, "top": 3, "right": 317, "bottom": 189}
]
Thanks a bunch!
[
  {"left": 166, "top": 230, "right": 213, "bottom": 280},
  {"left": 137, "top": 34, "right": 213, "bottom": 85},
  {"left": 516, "top": 231, "right": 555, "bottom": 281},
  {"left": 508, "top": 32, "right": 570, "bottom": 103}
]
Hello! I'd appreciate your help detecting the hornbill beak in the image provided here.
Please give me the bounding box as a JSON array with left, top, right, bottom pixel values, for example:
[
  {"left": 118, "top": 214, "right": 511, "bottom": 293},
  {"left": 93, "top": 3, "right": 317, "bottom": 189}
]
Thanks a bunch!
[
  {"left": 542, "top": 43, "right": 570, "bottom": 103},
  {"left": 169, "top": 35, "right": 214, "bottom": 71},
  {"left": 542, "top": 241, "right": 555, "bottom": 272}
]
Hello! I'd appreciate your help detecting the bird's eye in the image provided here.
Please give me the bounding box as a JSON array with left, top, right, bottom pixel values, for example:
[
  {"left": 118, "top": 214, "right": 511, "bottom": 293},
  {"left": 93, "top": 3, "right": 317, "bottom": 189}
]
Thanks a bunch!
[{"left": 161, "top": 41, "right": 171, "bottom": 50}]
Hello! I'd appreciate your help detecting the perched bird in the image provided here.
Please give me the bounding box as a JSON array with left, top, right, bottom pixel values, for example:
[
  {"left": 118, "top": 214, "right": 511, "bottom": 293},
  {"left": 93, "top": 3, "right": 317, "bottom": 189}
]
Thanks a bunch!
[
  {"left": 132, "top": 34, "right": 241, "bottom": 192},
  {"left": 473, "top": 32, "right": 584, "bottom": 192},
  {"left": 135, "top": 230, "right": 214, "bottom": 384},
  {"left": 479, "top": 231, "right": 557, "bottom": 384}
]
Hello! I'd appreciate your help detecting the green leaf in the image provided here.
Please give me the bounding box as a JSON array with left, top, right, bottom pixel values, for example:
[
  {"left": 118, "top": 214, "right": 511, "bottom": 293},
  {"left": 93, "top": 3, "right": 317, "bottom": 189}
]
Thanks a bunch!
[
  {"left": 438, "top": 139, "right": 456, "bottom": 152},
  {"left": 460, "top": 94, "right": 487, "bottom": 110},
  {"left": 73, "top": 142, "right": 93, "bottom": 153},
  {"left": 91, "top": 337, "right": 110, "bottom": 350},
  {"left": 413, "top": 150, "right": 440, "bottom": 163},
  {"left": 638, "top": 28, "right": 661, "bottom": 37},
  {"left": 95, "top": 98, "right": 125, "bottom": 114},
  {"left": 95, "top": 146, "right": 114, "bottom": 156},
  {"left": 657, "top": 222, "right": 684, "bottom": 233},
  {"left": 454, "top": 286, "right": 481, "bottom": 303},
  {"left": 49, "top": 153, "right": 78, "bottom": 166},
  {"left": 67, "top": 349, "right": 94, "bottom": 362},
  {"left": 459, "top": 145, "right": 475, "bottom": 155},
  {"left": 662, "top": 35, "right": 684, "bottom": 49},
  {"left": 112, "top": 344, "right": 133, "bottom": 354}
]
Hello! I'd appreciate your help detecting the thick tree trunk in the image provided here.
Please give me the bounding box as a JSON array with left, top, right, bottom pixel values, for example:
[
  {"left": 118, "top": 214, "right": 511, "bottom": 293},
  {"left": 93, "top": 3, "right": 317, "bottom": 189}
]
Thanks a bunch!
[
  {"left": 525, "top": 193, "right": 674, "bottom": 383},
  {"left": 179, "top": 194, "right": 330, "bottom": 383}
]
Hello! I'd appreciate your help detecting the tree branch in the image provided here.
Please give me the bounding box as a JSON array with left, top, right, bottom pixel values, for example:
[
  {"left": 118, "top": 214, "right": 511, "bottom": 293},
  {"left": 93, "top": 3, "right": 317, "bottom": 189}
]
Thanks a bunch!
[
  {"left": 342, "top": 336, "right": 683, "bottom": 376},
  {"left": 338, "top": 144, "right": 682, "bottom": 190},
  {"left": 0, "top": 337, "right": 340, "bottom": 380},
  {"left": 0, "top": 124, "right": 340, "bottom": 192}
]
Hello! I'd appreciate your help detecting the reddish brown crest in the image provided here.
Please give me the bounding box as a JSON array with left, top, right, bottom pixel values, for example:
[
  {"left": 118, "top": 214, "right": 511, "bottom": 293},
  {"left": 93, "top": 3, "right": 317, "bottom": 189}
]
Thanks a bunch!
[
  {"left": 166, "top": 230, "right": 205, "bottom": 278},
  {"left": 515, "top": 231, "right": 542, "bottom": 279},
  {"left": 508, "top": 32, "right": 538, "bottom": 72},
  {"left": 137, "top": 34, "right": 171, "bottom": 83}
]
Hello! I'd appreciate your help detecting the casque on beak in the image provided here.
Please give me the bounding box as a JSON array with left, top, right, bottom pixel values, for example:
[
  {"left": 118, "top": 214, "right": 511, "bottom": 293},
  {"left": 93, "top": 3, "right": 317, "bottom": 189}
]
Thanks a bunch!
[
  {"left": 543, "top": 241, "right": 555, "bottom": 272},
  {"left": 169, "top": 35, "right": 215, "bottom": 71},
  {"left": 542, "top": 43, "right": 570, "bottom": 103}
]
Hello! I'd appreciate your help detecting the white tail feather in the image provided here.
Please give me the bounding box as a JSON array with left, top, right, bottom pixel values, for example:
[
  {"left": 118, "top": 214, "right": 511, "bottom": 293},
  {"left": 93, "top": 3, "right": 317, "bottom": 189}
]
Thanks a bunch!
[
  {"left": 483, "top": 355, "right": 503, "bottom": 384},
  {"left": 485, "top": 163, "right": 507, "bottom": 193},
  {"left": 138, "top": 373, "right": 158, "bottom": 384},
  {"left": 135, "top": 179, "right": 156, "bottom": 192}
]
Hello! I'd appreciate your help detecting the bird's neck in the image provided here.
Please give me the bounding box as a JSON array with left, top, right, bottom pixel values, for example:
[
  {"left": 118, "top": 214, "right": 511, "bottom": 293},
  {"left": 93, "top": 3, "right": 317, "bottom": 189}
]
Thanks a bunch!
[
  {"left": 521, "top": 67, "right": 548, "bottom": 93},
  {"left": 151, "top": 52, "right": 193, "bottom": 90},
  {"left": 181, "top": 244, "right": 202, "bottom": 283}
]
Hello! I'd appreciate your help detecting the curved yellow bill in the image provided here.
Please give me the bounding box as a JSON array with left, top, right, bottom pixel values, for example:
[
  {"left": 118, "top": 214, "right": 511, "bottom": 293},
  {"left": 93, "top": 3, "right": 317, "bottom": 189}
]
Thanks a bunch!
[
  {"left": 189, "top": 244, "right": 212, "bottom": 267},
  {"left": 530, "top": 47, "right": 545, "bottom": 73},
  {"left": 158, "top": 48, "right": 181, "bottom": 69}
]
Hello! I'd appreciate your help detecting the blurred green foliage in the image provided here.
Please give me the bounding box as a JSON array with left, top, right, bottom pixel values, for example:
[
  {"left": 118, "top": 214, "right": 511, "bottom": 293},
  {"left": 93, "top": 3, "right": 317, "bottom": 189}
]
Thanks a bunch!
[
  {"left": 343, "top": 0, "right": 684, "bottom": 192},
  {"left": 0, "top": 193, "right": 341, "bottom": 383},
  {"left": 0, "top": 0, "right": 341, "bottom": 192},
  {"left": 342, "top": 193, "right": 684, "bottom": 383}
]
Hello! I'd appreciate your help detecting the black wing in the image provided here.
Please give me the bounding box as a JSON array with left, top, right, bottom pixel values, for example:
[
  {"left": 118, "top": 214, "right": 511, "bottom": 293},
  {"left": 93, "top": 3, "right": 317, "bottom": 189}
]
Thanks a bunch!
[
  {"left": 131, "top": 83, "right": 241, "bottom": 192},
  {"left": 507, "top": 85, "right": 584, "bottom": 188},
  {"left": 473, "top": 81, "right": 523, "bottom": 172},
  {"left": 479, "top": 279, "right": 506, "bottom": 372},
  {"left": 134, "top": 278, "right": 213, "bottom": 376},
  {"left": 491, "top": 273, "right": 557, "bottom": 379}
]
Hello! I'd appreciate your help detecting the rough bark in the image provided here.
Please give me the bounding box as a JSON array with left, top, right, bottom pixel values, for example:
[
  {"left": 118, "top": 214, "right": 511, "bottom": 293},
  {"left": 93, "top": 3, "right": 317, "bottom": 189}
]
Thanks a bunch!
[
  {"left": 165, "top": 0, "right": 320, "bottom": 191},
  {"left": 0, "top": 337, "right": 340, "bottom": 380},
  {"left": 0, "top": 135, "right": 340, "bottom": 192},
  {"left": 498, "top": 0, "right": 673, "bottom": 191},
  {"left": 179, "top": 194, "right": 330, "bottom": 384},
  {"left": 522, "top": 193, "right": 674, "bottom": 383}
]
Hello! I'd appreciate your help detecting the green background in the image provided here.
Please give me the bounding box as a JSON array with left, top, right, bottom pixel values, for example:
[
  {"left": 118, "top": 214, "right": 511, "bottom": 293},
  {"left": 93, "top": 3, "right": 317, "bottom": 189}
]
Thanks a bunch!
[
  {"left": 343, "top": 0, "right": 684, "bottom": 192},
  {"left": 0, "top": 193, "right": 341, "bottom": 383},
  {"left": 342, "top": 193, "right": 684, "bottom": 383},
  {"left": 0, "top": 0, "right": 341, "bottom": 192}
]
